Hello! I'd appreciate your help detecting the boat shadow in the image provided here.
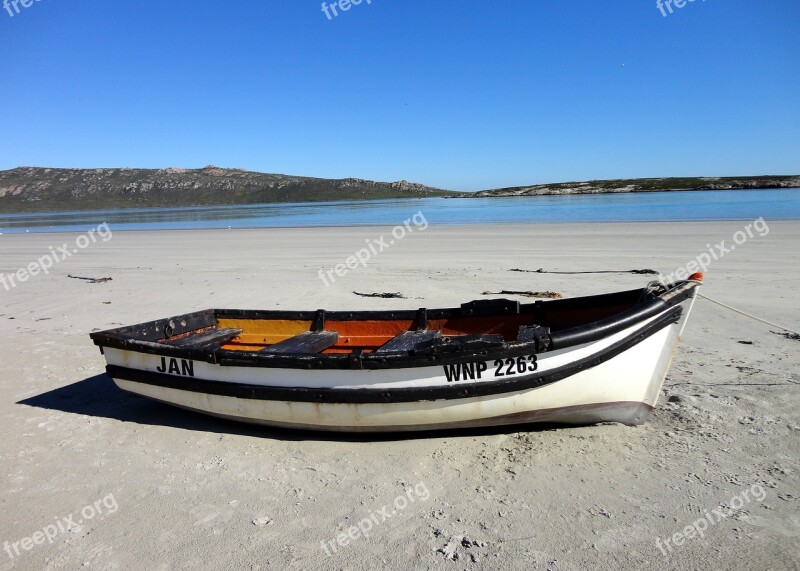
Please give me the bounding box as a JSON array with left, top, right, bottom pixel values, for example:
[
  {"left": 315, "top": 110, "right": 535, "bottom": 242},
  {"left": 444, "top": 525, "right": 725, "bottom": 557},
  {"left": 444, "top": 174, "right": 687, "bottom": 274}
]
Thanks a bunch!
[{"left": 18, "top": 374, "right": 572, "bottom": 442}]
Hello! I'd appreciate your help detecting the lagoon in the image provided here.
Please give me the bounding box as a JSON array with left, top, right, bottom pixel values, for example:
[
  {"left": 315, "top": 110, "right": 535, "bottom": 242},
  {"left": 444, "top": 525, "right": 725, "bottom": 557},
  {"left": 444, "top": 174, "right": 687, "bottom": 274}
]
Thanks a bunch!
[{"left": 0, "top": 188, "right": 798, "bottom": 233}]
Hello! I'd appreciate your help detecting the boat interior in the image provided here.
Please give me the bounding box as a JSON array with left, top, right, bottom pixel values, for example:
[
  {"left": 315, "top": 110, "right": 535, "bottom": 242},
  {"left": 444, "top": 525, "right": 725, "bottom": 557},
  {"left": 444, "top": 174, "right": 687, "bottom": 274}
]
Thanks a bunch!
[{"left": 146, "top": 288, "right": 653, "bottom": 356}]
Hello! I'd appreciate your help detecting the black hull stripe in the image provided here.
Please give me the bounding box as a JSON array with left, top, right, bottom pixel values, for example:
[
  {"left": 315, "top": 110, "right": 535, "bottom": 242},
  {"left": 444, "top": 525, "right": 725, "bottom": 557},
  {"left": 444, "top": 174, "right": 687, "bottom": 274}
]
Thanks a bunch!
[{"left": 106, "top": 306, "right": 682, "bottom": 404}]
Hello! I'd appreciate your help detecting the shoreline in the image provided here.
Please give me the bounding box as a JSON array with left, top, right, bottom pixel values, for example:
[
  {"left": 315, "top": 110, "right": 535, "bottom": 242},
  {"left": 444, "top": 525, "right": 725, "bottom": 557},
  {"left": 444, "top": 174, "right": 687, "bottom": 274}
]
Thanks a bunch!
[{"left": 2, "top": 216, "right": 800, "bottom": 236}]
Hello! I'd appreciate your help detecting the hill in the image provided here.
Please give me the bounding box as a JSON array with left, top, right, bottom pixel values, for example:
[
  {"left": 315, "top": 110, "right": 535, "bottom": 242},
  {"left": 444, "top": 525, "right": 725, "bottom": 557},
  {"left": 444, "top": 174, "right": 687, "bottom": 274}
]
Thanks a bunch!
[{"left": 0, "top": 166, "right": 452, "bottom": 213}]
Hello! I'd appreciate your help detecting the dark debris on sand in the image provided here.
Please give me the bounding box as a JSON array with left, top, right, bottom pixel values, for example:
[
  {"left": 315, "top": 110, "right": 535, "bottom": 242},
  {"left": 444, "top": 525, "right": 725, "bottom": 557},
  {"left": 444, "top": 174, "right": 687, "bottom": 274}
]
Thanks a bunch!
[
  {"left": 68, "top": 275, "right": 113, "bottom": 284},
  {"left": 510, "top": 267, "right": 658, "bottom": 275},
  {"left": 352, "top": 291, "right": 406, "bottom": 299},
  {"left": 482, "top": 290, "right": 563, "bottom": 299}
]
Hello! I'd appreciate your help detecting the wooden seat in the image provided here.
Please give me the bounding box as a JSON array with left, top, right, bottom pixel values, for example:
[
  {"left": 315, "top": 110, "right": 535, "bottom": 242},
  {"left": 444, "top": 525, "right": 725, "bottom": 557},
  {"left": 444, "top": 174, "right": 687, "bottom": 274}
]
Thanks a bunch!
[
  {"left": 259, "top": 331, "right": 339, "bottom": 354},
  {"left": 375, "top": 330, "right": 441, "bottom": 353},
  {"left": 166, "top": 328, "right": 242, "bottom": 348}
]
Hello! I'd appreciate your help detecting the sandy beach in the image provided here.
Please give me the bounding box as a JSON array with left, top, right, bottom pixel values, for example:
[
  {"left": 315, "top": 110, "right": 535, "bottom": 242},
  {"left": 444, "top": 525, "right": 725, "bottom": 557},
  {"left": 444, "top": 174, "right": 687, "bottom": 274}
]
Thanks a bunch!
[{"left": 1, "top": 221, "right": 798, "bottom": 570}]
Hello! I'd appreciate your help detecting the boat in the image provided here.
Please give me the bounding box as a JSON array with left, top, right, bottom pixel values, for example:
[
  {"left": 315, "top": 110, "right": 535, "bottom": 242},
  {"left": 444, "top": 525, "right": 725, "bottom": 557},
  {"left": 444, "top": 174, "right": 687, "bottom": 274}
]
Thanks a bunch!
[{"left": 89, "top": 274, "right": 702, "bottom": 432}]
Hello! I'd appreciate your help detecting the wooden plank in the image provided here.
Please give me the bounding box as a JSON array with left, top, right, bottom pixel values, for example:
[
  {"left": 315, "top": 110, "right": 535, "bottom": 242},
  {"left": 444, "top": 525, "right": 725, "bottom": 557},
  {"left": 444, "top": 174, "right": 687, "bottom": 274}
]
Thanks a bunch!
[
  {"left": 460, "top": 298, "right": 520, "bottom": 317},
  {"left": 416, "top": 333, "right": 505, "bottom": 354},
  {"left": 517, "top": 324, "right": 550, "bottom": 342},
  {"left": 259, "top": 331, "right": 339, "bottom": 354},
  {"left": 375, "top": 330, "right": 441, "bottom": 353},
  {"left": 168, "top": 328, "right": 243, "bottom": 348}
]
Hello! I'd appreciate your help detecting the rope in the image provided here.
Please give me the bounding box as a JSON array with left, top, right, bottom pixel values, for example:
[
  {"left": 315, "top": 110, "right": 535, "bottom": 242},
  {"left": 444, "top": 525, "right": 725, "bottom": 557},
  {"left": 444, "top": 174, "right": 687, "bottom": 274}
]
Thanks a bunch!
[{"left": 698, "top": 293, "right": 800, "bottom": 336}]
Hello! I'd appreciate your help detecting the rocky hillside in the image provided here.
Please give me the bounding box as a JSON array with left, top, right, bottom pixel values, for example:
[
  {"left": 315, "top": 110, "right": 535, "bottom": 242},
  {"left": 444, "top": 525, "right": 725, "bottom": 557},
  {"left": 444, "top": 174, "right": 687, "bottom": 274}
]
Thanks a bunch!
[
  {"left": 455, "top": 175, "right": 800, "bottom": 198},
  {"left": 0, "top": 166, "right": 452, "bottom": 212}
]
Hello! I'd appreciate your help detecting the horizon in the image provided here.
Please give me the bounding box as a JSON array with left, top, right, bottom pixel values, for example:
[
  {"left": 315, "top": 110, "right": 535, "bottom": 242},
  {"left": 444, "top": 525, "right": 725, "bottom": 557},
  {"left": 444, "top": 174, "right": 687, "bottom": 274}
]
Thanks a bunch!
[{"left": 1, "top": 1, "right": 798, "bottom": 191}]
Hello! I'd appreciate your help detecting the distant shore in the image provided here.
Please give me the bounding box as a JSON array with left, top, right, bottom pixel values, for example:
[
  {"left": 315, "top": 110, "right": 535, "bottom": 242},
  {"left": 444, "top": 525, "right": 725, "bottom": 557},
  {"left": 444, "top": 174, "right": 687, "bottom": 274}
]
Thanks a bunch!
[
  {"left": 451, "top": 175, "right": 800, "bottom": 198},
  {"left": 1, "top": 167, "right": 797, "bottom": 213}
]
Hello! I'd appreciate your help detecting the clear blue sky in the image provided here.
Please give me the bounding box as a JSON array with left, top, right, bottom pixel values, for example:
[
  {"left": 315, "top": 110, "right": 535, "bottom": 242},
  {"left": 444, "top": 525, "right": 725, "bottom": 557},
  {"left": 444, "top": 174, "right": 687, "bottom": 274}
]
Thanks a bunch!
[{"left": 1, "top": 0, "right": 798, "bottom": 191}]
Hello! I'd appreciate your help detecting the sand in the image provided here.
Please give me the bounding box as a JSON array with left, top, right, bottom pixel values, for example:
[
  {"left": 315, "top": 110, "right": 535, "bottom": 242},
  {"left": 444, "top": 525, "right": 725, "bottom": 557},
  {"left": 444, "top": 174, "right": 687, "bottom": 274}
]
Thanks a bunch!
[{"left": 1, "top": 221, "right": 798, "bottom": 570}]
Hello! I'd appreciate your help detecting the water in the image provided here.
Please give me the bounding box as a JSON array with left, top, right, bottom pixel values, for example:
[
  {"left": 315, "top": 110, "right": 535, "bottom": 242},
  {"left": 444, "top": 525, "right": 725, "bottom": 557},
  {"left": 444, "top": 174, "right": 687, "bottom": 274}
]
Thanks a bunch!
[{"left": 0, "top": 188, "right": 798, "bottom": 233}]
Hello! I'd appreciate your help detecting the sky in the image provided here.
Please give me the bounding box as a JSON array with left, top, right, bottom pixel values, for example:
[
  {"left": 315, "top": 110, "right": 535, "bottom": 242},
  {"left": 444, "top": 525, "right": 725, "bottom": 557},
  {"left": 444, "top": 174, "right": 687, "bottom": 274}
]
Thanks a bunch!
[{"left": 0, "top": 0, "right": 798, "bottom": 191}]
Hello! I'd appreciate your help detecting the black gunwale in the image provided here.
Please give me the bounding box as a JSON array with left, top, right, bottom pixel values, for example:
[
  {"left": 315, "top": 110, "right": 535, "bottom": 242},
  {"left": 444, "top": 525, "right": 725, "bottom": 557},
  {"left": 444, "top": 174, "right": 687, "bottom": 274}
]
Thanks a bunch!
[
  {"left": 89, "top": 281, "right": 698, "bottom": 370},
  {"left": 105, "top": 305, "right": 683, "bottom": 404}
]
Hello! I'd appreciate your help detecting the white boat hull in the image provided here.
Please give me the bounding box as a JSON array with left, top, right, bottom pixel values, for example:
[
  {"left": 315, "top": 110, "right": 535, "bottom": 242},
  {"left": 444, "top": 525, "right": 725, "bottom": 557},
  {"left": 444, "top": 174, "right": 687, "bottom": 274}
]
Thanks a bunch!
[{"left": 103, "top": 295, "right": 695, "bottom": 432}]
